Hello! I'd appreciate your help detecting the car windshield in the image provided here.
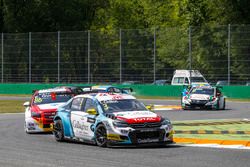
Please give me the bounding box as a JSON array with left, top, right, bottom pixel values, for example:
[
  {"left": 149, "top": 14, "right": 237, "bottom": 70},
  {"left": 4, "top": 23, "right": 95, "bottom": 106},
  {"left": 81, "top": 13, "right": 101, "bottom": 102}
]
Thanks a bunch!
[
  {"left": 100, "top": 99, "right": 147, "bottom": 113},
  {"left": 191, "top": 77, "right": 206, "bottom": 82},
  {"left": 33, "top": 92, "right": 73, "bottom": 105},
  {"left": 190, "top": 88, "right": 214, "bottom": 95}
]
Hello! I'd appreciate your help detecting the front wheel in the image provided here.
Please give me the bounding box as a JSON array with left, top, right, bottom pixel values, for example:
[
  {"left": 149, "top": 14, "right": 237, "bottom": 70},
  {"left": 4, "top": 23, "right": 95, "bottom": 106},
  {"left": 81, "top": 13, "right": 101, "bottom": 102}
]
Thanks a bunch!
[
  {"left": 182, "top": 104, "right": 187, "bottom": 110},
  {"left": 53, "top": 119, "right": 64, "bottom": 142},
  {"left": 95, "top": 124, "right": 108, "bottom": 147},
  {"left": 24, "top": 121, "right": 31, "bottom": 134},
  {"left": 222, "top": 99, "right": 226, "bottom": 110}
]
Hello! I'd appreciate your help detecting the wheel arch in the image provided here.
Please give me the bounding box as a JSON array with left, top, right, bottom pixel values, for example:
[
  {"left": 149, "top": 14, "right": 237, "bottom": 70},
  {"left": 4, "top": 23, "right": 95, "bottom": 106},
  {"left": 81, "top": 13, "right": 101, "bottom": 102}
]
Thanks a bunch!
[{"left": 95, "top": 121, "right": 106, "bottom": 130}]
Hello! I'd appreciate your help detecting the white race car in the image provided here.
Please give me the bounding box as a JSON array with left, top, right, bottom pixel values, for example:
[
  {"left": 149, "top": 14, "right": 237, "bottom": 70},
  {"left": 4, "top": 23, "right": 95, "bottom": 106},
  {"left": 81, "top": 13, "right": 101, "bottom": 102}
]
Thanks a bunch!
[
  {"left": 181, "top": 86, "right": 226, "bottom": 110},
  {"left": 23, "top": 87, "right": 75, "bottom": 133}
]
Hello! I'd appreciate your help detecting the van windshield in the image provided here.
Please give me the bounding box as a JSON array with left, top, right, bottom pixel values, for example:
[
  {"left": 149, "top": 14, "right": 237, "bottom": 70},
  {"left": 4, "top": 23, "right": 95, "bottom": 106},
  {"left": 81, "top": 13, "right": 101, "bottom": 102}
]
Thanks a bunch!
[{"left": 191, "top": 77, "right": 206, "bottom": 82}]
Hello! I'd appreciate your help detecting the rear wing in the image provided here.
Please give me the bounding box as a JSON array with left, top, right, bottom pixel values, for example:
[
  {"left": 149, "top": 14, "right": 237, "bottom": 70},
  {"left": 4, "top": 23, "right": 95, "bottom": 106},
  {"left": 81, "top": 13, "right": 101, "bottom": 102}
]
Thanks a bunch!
[
  {"left": 121, "top": 87, "right": 133, "bottom": 94},
  {"left": 79, "top": 86, "right": 92, "bottom": 92}
]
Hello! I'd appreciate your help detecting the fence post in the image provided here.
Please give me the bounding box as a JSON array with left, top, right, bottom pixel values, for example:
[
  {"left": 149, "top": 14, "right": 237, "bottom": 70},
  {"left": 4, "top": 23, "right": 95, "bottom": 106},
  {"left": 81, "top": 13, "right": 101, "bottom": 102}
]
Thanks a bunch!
[
  {"left": 228, "top": 24, "right": 231, "bottom": 85},
  {"left": 57, "top": 31, "right": 60, "bottom": 83},
  {"left": 189, "top": 26, "right": 192, "bottom": 70},
  {"left": 1, "top": 33, "right": 3, "bottom": 83},
  {"left": 153, "top": 28, "right": 156, "bottom": 83},
  {"left": 88, "top": 30, "right": 90, "bottom": 84},
  {"left": 29, "top": 32, "right": 32, "bottom": 83},
  {"left": 120, "top": 28, "right": 122, "bottom": 83}
]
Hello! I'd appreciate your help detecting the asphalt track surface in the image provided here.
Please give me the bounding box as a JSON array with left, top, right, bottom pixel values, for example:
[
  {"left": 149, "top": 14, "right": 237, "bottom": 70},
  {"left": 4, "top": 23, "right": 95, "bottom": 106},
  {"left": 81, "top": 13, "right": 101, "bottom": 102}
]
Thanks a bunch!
[{"left": 0, "top": 99, "right": 250, "bottom": 167}]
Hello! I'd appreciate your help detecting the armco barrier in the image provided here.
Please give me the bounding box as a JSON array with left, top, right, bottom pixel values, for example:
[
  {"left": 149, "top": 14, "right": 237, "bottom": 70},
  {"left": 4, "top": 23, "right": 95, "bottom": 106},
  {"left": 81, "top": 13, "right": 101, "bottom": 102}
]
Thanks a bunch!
[
  {"left": 117, "top": 85, "right": 183, "bottom": 97},
  {"left": 0, "top": 83, "right": 249, "bottom": 99},
  {"left": 0, "top": 83, "right": 89, "bottom": 95}
]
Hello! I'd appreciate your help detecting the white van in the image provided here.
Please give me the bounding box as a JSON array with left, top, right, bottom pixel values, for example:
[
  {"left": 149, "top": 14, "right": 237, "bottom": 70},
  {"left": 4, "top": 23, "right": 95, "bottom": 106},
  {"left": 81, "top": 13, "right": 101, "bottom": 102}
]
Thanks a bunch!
[{"left": 171, "top": 70, "right": 208, "bottom": 86}]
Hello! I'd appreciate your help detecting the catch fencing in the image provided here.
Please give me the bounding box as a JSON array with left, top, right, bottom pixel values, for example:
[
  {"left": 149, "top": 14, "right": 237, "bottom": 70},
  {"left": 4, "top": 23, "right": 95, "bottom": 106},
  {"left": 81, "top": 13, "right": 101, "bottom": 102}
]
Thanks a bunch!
[{"left": 0, "top": 25, "right": 249, "bottom": 84}]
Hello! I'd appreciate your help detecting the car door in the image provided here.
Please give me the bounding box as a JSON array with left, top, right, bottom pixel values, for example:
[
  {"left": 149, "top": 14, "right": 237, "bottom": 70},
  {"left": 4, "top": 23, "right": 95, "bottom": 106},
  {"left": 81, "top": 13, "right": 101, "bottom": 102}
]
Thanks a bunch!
[{"left": 70, "top": 97, "right": 96, "bottom": 140}]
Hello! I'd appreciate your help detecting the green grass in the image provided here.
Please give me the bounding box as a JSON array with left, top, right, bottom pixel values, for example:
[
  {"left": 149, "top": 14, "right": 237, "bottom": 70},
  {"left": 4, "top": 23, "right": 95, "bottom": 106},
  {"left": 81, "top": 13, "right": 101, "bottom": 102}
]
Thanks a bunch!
[
  {"left": 0, "top": 100, "right": 25, "bottom": 113},
  {"left": 173, "top": 120, "right": 250, "bottom": 141},
  {"left": 174, "top": 134, "right": 250, "bottom": 141},
  {"left": 0, "top": 94, "right": 30, "bottom": 97}
]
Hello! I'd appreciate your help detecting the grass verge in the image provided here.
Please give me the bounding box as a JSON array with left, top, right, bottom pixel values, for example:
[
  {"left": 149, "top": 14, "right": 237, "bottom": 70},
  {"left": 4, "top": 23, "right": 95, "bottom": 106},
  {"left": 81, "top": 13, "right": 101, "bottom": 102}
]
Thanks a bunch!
[
  {"left": 0, "top": 100, "right": 25, "bottom": 113},
  {"left": 174, "top": 119, "right": 250, "bottom": 141}
]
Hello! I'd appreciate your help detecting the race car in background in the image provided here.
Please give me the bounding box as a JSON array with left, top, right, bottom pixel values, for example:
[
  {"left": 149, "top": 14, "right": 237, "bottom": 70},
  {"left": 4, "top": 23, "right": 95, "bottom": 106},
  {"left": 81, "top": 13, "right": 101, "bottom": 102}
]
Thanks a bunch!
[
  {"left": 181, "top": 86, "right": 226, "bottom": 110},
  {"left": 52, "top": 92, "right": 173, "bottom": 147},
  {"left": 54, "top": 86, "right": 84, "bottom": 95},
  {"left": 23, "top": 87, "right": 76, "bottom": 133},
  {"left": 82, "top": 85, "right": 133, "bottom": 95}
]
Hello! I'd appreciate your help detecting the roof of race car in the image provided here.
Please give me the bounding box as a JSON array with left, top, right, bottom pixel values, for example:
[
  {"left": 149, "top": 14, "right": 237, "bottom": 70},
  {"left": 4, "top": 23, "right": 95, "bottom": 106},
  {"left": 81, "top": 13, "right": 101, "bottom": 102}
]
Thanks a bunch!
[
  {"left": 74, "top": 92, "right": 136, "bottom": 101},
  {"left": 190, "top": 83, "right": 210, "bottom": 87},
  {"left": 192, "top": 85, "right": 213, "bottom": 89},
  {"left": 91, "top": 85, "right": 114, "bottom": 90},
  {"left": 37, "top": 87, "right": 71, "bottom": 93}
]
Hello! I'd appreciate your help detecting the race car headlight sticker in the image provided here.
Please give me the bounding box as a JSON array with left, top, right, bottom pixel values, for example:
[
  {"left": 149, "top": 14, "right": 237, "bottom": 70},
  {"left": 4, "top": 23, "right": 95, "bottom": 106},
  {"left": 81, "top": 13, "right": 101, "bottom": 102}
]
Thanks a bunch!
[
  {"left": 161, "top": 119, "right": 171, "bottom": 126},
  {"left": 113, "top": 120, "right": 129, "bottom": 128},
  {"left": 31, "top": 111, "right": 41, "bottom": 118}
]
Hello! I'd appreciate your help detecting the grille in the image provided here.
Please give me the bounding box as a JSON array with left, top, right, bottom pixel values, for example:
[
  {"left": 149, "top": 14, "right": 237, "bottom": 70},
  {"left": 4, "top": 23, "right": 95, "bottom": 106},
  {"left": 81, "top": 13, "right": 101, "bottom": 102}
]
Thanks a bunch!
[
  {"left": 43, "top": 124, "right": 51, "bottom": 128},
  {"left": 129, "top": 122, "right": 162, "bottom": 129},
  {"left": 129, "top": 129, "right": 165, "bottom": 144},
  {"left": 191, "top": 100, "right": 208, "bottom": 105},
  {"left": 43, "top": 112, "right": 56, "bottom": 119}
]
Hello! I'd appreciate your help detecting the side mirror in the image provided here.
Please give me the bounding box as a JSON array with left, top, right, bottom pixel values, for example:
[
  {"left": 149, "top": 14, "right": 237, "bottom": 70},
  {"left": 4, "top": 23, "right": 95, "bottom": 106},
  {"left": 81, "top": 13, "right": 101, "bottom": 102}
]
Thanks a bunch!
[
  {"left": 23, "top": 101, "right": 30, "bottom": 107},
  {"left": 146, "top": 104, "right": 154, "bottom": 111},
  {"left": 87, "top": 108, "right": 98, "bottom": 115}
]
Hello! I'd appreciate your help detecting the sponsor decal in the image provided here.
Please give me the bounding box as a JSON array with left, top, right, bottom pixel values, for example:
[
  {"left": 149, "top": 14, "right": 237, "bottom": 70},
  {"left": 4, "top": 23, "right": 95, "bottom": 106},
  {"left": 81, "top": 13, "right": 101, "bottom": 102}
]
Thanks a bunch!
[
  {"left": 139, "top": 128, "right": 156, "bottom": 132},
  {"left": 34, "top": 97, "right": 42, "bottom": 103},
  {"left": 87, "top": 117, "right": 96, "bottom": 123},
  {"left": 134, "top": 117, "right": 157, "bottom": 122},
  {"left": 72, "top": 120, "right": 88, "bottom": 131},
  {"left": 117, "top": 116, "right": 161, "bottom": 124},
  {"left": 28, "top": 123, "right": 35, "bottom": 127},
  {"left": 137, "top": 138, "right": 159, "bottom": 143},
  {"left": 107, "top": 134, "right": 123, "bottom": 141}
]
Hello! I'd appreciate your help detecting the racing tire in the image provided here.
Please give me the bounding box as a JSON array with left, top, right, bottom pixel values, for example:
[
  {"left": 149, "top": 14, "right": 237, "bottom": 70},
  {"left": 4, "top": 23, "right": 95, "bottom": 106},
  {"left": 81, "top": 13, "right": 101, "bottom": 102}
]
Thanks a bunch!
[
  {"left": 222, "top": 99, "right": 226, "bottom": 110},
  {"left": 53, "top": 119, "right": 65, "bottom": 142},
  {"left": 95, "top": 124, "right": 108, "bottom": 147},
  {"left": 216, "top": 99, "right": 220, "bottom": 110}
]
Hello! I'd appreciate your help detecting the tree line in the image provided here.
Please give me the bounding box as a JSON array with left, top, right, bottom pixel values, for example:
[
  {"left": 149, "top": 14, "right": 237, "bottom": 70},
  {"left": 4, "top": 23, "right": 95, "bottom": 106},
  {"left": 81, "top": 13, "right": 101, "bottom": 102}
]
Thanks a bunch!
[{"left": 0, "top": 0, "right": 250, "bottom": 84}]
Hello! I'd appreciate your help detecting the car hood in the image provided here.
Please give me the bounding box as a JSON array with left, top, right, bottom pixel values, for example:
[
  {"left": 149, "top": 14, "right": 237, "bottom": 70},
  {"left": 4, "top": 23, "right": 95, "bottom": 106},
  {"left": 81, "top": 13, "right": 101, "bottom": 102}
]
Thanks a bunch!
[
  {"left": 190, "top": 94, "right": 210, "bottom": 100},
  {"left": 33, "top": 103, "right": 65, "bottom": 112},
  {"left": 113, "top": 111, "right": 161, "bottom": 124}
]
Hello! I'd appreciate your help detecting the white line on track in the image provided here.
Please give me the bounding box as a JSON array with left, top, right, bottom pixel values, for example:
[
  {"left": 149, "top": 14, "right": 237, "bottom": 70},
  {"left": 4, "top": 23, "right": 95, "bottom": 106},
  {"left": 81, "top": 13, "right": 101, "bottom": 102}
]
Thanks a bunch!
[{"left": 177, "top": 144, "right": 250, "bottom": 150}]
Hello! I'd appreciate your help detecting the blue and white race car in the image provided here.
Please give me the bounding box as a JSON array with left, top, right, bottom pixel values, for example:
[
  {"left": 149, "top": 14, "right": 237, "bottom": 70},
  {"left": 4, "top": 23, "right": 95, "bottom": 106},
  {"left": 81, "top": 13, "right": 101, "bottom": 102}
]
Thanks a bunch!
[{"left": 52, "top": 93, "right": 173, "bottom": 147}]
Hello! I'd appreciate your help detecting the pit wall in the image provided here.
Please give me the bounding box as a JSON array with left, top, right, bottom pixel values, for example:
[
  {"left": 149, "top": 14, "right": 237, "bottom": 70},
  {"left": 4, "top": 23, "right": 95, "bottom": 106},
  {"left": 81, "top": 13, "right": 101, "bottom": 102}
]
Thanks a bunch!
[{"left": 0, "top": 83, "right": 249, "bottom": 99}]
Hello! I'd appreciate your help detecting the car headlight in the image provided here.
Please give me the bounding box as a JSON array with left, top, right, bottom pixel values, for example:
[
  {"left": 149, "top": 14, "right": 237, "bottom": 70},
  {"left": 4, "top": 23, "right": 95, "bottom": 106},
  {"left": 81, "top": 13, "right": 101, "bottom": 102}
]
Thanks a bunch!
[
  {"left": 31, "top": 111, "right": 41, "bottom": 118},
  {"left": 161, "top": 118, "right": 171, "bottom": 126},
  {"left": 113, "top": 120, "right": 129, "bottom": 128}
]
